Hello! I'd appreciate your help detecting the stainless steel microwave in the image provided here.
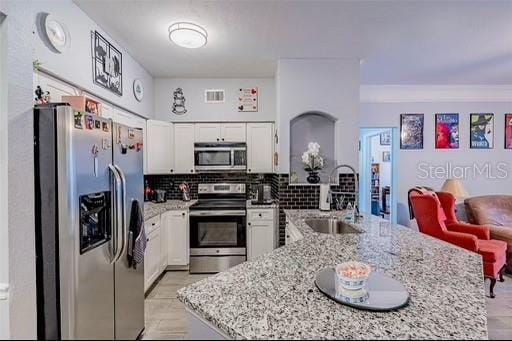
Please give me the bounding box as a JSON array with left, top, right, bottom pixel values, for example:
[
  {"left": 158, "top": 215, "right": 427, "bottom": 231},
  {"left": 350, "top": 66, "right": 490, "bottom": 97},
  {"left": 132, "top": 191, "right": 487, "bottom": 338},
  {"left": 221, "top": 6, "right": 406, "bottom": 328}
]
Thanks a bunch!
[{"left": 194, "top": 143, "right": 247, "bottom": 172}]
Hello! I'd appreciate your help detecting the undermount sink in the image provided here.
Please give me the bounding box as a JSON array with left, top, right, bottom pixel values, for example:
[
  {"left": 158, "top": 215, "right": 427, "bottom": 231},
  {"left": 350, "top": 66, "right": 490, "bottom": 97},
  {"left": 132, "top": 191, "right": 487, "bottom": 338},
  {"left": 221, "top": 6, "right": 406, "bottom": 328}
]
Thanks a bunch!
[{"left": 305, "top": 218, "right": 363, "bottom": 235}]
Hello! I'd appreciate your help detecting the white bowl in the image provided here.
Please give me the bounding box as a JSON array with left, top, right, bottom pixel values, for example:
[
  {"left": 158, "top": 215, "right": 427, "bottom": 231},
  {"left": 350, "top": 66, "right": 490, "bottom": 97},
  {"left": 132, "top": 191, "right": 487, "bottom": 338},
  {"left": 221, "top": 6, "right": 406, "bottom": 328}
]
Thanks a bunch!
[{"left": 335, "top": 261, "right": 371, "bottom": 290}]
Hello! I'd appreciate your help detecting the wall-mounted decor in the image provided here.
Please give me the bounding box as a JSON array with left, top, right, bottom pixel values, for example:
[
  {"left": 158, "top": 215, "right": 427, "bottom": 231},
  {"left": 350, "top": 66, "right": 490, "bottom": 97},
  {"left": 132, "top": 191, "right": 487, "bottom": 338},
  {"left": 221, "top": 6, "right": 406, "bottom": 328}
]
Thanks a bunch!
[
  {"left": 435, "top": 113, "right": 459, "bottom": 149},
  {"left": 470, "top": 113, "right": 494, "bottom": 149},
  {"left": 37, "top": 13, "right": 70, "bottom": 53},
  {"left": 172, "top": 88, "right": 187, "bottom": 115},
  {"left": 400, "top": 114, "right": 424, "bottom": 150},
  {"left": 238, "top": 87, "right": 258, "bottom": 112},
  {"left": 92, "top": 31, "right": 123, "bottom": 96},
  {"left": 133, "top": 79, "right": 144, "bottom": 102},
  {"left": 380, "top": 131, "right": 391, "bottom": 146},
  {"left": 382, "top": 151, "right": 391, "bottom": 162},
  {"left": 505, "top": 114, "right": 512, "bottom": 149}
]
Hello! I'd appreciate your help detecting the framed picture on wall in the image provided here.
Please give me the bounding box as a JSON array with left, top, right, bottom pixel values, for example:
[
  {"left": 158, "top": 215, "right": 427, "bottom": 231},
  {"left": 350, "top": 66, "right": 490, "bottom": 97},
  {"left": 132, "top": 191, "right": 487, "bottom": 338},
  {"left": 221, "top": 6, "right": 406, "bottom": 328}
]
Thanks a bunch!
[
  {"left": 400, "top": 113, "right": 424, "bottom": 150},
  {"left": 382, "top": 151, "right": 391, "bottom": 162},
  {"left": 92, "top": 31, "right": 123, "bottom": 96},
  {"left": 380, "top": 131, "right": 391, "bottom": 145},
  {"left": 505, "top": 114, "right": 512, "bottom": 149},
  {"left": 435, "top": 113, "right": 459, "bottom": 149},
  {"left": 470, "top": 113, "right": 494, "bottom": 149}
]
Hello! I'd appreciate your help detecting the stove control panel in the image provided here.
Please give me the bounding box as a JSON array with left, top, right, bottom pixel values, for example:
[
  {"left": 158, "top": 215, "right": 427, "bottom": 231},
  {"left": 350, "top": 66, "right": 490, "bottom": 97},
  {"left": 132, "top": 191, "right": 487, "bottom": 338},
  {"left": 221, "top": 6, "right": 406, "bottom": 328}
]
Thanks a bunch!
[{"left": 198, "top": 183, "right": 246, "bottom": 194}]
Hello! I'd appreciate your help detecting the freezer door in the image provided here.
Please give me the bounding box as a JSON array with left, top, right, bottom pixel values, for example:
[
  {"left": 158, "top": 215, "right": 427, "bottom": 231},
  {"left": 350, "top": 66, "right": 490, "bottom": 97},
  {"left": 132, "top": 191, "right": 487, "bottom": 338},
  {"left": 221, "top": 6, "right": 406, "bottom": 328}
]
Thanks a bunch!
[
  {"left": 54, "top": 107, "right": 116, "bottom": 339},
  {"left": 112, "top": 123, "right": 145, "bottom": 339}
]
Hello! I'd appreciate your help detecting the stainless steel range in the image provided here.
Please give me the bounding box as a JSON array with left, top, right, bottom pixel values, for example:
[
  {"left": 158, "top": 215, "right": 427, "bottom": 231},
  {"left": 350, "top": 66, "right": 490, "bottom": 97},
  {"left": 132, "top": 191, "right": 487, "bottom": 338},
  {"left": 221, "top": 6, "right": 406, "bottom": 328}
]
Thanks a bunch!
[{"left": 189, "top": 183, "right": 247, "bottom": 273}]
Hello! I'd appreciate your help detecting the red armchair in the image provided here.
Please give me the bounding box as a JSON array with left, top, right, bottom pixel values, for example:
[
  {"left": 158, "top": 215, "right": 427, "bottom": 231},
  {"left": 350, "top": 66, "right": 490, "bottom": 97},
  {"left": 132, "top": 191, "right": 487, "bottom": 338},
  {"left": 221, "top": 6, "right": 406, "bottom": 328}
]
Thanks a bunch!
[{"left": 409, "top": 187, "right": 507, "bottom": 298}]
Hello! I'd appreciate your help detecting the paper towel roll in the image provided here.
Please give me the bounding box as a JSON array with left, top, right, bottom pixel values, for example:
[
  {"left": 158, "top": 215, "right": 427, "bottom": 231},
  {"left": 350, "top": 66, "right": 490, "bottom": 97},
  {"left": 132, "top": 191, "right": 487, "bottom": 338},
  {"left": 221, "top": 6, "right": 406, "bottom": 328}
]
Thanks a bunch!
[{"left": 319, "top": 184, "right": 331, "bottom": 211}]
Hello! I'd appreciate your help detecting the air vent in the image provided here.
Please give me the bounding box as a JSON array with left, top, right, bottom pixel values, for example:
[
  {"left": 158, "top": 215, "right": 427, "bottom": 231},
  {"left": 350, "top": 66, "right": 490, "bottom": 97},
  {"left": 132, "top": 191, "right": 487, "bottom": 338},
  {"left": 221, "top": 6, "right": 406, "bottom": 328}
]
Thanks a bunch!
[{"left": 205, "top": 89, "right": 225, "bottom": 103}]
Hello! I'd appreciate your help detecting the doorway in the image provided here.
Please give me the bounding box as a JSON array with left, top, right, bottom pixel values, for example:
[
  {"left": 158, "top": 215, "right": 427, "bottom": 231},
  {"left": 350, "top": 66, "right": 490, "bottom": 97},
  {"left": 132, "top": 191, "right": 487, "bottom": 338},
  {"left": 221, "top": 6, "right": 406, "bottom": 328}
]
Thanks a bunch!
[{"left": 359, "top": 128, "right": 398, "bottom": 223}]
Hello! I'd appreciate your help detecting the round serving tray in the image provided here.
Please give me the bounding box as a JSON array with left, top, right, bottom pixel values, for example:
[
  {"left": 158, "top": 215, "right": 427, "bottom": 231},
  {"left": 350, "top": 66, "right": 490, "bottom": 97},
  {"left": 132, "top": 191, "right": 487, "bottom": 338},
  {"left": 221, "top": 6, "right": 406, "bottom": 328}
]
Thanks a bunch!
[{"left": 315, "top": 268, "right": 410, "bottom": 311}]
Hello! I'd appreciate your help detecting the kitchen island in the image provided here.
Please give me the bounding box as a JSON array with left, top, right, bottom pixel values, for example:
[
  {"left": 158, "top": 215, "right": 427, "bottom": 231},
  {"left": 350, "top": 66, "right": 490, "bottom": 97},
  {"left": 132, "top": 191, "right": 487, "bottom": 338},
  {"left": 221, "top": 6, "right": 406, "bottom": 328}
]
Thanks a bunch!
[{"left": 177, "top": 210, "right": 488, "bottom": 340}]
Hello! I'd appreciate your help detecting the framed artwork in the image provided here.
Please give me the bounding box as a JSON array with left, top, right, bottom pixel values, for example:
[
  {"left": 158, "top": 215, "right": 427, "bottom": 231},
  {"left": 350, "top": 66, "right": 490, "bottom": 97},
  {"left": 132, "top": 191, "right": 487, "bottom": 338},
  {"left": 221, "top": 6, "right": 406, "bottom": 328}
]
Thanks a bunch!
[
  {"left": 470, "top": 113, "right": 494, "bottom": 149},
  {"left": 92, "top": 31, "right": 123, "bottom": 96},
  {"left": 238, "top": 87, "right": 258, "bottom": 112},
  {"left": 435, "top": 113, "right": 459, "bottom": 149},
  {"left": 400, "top": 114, "right": 424, "bottom": 150},
  {"left": 382, "top": 151, "right": 391, "bottom": 162},
  {"left": 505, "top": 114, "right": 512, "bottom": 149},
  {"left": 380, "top": 131, "right": 391, "bottom": 145}
]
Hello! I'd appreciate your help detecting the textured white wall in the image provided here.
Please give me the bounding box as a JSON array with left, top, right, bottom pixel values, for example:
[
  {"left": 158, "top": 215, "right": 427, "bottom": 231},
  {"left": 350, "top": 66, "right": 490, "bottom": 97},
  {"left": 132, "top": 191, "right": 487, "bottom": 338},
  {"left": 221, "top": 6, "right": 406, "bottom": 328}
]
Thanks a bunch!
[
  {"left": 33, "top": 0, "right": 154, "bottom": 118},
  {"left": 361, "top": 101, "right": 512, "bottom": 226},
  {"left": 154, "top": 78, "right": 275, "bottom": 122},
  {"left": 276, "top": 59, "right": 360, "bottom": 173},
  {"left": 0, "top": 0, "right": 37, "bottom": 338}
]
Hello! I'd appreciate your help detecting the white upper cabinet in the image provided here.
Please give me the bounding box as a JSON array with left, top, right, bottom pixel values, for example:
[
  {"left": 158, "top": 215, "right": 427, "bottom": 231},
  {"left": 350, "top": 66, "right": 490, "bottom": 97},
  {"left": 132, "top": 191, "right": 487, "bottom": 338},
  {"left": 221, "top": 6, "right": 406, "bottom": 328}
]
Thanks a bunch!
[
  {"left": 146, "top": 120, "right": 174, "bottom": 174},
  {"left": 195, "top": 123, "right": 221, "bottom": 142},
  {"left": 221, "top": 123, "right": 246, "bottom": 142},
  {"left": 174, "top": 123, "right": 195, "bottom": 174},
  {"left": 247, "top": 123, "right": 274, "bottom": 173},
  {"left": 195, "top": 123, "right": 246, "bottom": 142}
]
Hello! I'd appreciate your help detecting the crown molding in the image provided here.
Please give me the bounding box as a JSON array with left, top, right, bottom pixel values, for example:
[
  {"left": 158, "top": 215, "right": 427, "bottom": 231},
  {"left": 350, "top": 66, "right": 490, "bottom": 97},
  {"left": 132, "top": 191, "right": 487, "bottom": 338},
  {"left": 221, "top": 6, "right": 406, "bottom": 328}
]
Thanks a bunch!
[{"left": 360, "top": 85, "right": 512, "bottom": 103}]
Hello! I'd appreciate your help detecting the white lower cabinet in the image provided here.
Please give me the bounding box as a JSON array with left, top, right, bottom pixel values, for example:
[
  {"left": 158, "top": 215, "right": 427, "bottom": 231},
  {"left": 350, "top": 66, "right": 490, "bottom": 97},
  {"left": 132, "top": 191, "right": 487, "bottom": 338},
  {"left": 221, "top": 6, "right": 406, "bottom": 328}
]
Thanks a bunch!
[
  {"left": 166, "top": 210, "right": 190, "bottom": 266},
  {"left": 247, "top": 208, "right": 277, "bottom": 260},
  {"left": 144, "top": 228, "right": 161, "bottom": 292}
]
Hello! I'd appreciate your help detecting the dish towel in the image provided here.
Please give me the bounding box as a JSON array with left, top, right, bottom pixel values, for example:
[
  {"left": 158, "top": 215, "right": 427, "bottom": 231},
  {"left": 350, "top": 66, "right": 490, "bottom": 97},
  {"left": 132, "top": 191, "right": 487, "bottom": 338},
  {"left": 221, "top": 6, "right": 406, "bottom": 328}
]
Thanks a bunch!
[{"left": 127, "top": 200, "right": 146, "bottom": 269}]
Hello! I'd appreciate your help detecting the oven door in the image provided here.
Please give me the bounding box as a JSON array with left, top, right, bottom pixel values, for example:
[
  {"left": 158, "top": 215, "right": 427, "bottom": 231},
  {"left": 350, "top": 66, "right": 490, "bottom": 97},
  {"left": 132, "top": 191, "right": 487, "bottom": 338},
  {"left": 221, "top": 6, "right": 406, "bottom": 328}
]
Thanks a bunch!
[{"left": 189, "top": 210, "right": 246, "bottom": 255}]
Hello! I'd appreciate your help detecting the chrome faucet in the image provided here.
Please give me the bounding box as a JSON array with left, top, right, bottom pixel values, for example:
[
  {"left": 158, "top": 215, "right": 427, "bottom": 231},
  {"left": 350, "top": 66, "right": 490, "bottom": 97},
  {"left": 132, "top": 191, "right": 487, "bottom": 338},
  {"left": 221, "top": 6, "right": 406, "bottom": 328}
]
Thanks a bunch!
[{"left": 328, "top": 164, "right": 360, "bottom": 218}]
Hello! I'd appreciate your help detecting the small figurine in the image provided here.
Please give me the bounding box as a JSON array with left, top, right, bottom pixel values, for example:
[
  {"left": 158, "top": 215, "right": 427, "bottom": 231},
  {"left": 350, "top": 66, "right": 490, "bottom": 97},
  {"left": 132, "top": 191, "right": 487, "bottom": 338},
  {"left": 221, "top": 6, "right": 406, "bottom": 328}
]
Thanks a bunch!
[
  {"left": 34, "top": 85, "right": 51, "bottom": 104},
  {"left": 172, "top": 87, "right": 187, "bottom": 115}
]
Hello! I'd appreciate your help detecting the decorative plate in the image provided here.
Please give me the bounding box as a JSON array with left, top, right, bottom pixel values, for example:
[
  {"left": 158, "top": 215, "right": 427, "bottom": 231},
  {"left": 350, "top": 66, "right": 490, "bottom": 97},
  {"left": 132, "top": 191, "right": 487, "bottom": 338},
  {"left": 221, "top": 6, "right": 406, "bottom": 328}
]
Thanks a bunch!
[
  {"left": 44, "top": 14, "right": 69, "bottom": 53},
  {"left": 133, "top": 79, "right": 144, "bottom": 102}
]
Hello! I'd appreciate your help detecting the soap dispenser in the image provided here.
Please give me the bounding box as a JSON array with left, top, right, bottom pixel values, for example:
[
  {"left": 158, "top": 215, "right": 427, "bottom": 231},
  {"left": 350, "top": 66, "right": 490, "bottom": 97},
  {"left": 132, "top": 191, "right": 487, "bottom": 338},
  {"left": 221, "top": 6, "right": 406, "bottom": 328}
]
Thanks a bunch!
[{"left": 319, "top": 184, "right": 331, "bottom": 211}]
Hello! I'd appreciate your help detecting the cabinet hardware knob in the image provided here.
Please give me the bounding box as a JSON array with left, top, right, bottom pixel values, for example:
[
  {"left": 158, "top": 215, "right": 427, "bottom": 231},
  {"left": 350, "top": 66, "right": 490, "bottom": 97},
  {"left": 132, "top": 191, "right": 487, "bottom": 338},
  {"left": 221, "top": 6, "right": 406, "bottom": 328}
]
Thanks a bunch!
[
  {"left": 248, "top": 169, "right": 251, "bottom": 172},
  {"left": 190, "top": 169, "right": 193, "bottom": 173},
  {"left": 146, "top": 238, "right": 150, "bottom": 242},
  {"left": 182, "top": 212, "right": 185, "bottom": 216},
  {"left": 216, "top": 138, "right": 219, "bottom": 141},
  {"left": 221, "top": 138, "right": 225, "bottom": 141},
  {"left": 258, "top": 213, "right": 262, "bottom": 217},
  {"left": 170, "top": 169, "right": 174, "bottom": 173}
]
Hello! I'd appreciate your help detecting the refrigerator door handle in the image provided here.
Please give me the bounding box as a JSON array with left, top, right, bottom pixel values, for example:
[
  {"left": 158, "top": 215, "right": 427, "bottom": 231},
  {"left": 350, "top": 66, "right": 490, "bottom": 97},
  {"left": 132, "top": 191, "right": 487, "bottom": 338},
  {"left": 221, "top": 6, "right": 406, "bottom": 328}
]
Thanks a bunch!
[
  {"left": 114, "top": 164, "right": 127, "bottom": 262},
  {"left": 109, "top": 164, "right": 123, "bottom": 264}
]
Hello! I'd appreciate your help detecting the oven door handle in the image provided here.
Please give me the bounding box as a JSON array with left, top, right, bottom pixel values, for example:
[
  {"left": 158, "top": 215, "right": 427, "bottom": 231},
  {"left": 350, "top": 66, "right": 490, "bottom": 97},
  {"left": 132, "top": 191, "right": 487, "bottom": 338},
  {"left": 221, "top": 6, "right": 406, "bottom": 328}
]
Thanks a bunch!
[{"left": 189, "top": 210, "right": 246, "bottom": 217}]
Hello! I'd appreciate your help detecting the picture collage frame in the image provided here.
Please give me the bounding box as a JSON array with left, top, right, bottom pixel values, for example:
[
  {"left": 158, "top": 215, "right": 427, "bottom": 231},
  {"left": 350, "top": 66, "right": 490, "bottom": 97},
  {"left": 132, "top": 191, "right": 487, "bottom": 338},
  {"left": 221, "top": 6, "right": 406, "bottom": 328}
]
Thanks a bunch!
[{"left": 399, "top": 112, "right": 511, "bottom": 150}]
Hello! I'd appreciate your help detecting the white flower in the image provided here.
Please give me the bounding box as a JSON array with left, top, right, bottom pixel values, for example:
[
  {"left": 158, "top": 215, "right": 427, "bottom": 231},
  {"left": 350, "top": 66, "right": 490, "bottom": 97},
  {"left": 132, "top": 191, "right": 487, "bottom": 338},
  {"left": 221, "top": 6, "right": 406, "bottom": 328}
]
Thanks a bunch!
[
  {"left": 301, "top": 152, "right": 310, "bottom": 164},
  {"left": 308, "top": 142, "right": 320, "bottom": 156}
]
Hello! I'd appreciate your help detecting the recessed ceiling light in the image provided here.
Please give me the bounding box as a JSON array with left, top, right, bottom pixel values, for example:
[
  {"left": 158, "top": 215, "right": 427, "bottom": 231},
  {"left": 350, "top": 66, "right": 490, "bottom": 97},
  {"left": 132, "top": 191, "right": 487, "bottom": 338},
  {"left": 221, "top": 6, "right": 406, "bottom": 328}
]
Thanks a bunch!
[{"left": 168, "top": 22, "right": 207, "bottom": 49}]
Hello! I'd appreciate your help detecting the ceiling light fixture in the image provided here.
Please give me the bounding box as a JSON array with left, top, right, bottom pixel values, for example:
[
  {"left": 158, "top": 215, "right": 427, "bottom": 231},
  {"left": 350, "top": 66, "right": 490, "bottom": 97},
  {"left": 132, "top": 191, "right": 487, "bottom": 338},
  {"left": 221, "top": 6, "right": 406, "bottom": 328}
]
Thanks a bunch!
[{"left": 168, "top": 22, "right": 207, "bottom": 49}]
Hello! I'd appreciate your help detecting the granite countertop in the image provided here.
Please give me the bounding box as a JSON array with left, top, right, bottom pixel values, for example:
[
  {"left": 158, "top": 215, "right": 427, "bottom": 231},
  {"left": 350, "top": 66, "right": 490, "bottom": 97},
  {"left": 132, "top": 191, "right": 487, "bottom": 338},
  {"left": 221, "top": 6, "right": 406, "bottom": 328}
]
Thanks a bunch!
[
  {"left": 177, "top": 209, "right": 487, "bottom": 340},
  {"left": 246, "top": 199, "right": 279, "bottom": 209},
  {"left": 144, "top": 200, "right": 197, "bottom": 220}
]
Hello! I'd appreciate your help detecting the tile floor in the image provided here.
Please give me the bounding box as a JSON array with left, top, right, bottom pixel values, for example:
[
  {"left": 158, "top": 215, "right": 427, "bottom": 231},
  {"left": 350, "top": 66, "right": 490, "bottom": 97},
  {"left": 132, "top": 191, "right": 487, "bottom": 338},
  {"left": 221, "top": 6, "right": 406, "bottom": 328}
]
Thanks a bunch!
[{"left": 143, "top": 271, "right": 512, "bottom": 340}]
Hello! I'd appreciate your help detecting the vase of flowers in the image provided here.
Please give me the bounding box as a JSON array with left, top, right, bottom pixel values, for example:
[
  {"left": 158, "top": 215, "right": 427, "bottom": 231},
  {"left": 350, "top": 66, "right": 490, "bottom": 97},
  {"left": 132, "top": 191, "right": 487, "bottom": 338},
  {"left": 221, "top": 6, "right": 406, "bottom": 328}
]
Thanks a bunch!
[{"left": 302, "top": 142, "right": 324, "bottom": 184}]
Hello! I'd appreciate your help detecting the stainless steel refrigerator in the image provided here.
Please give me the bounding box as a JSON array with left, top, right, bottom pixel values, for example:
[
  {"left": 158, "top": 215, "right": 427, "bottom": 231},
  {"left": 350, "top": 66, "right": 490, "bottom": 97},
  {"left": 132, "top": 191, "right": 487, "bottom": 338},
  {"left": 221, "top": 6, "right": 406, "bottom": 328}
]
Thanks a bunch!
[{"left": 34, "top": 103, "right": 145, "bottom": 340}]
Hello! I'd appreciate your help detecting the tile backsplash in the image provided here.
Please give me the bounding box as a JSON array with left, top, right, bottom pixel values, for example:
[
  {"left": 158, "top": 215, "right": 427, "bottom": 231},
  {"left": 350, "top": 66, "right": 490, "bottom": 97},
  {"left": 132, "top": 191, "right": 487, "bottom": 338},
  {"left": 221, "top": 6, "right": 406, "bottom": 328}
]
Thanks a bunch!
[{"left": 145, "top": 173, "right": 356, "bottom": 246}]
